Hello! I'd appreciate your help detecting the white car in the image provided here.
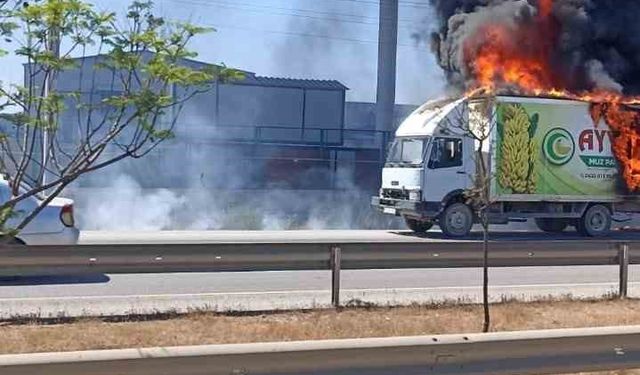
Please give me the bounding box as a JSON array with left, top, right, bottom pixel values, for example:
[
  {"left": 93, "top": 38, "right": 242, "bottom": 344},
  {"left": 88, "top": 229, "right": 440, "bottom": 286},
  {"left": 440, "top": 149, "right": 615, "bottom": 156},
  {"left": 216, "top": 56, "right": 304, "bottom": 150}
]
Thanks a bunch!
[{"left": 0, "top": 178, "right": 80, "bottom": 245}]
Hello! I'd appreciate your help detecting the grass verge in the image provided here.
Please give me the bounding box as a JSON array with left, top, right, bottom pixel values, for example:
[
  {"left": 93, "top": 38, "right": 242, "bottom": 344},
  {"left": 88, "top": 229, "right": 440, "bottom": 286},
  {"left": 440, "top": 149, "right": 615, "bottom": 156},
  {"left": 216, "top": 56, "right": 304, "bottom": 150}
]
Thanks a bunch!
[{"left": 1, "top": 298, "right": 640, "bottom": 363}]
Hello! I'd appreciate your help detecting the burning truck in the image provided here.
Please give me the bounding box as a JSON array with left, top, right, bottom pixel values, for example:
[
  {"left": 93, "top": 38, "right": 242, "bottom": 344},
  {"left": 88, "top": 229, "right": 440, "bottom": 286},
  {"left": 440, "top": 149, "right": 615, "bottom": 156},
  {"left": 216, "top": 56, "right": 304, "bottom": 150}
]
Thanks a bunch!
[
  {"left": 373, "top": 0, "right": 640, "bottom": 237},
  {"left": 372, "top": 94, "right": 640, "bottom": 237}
]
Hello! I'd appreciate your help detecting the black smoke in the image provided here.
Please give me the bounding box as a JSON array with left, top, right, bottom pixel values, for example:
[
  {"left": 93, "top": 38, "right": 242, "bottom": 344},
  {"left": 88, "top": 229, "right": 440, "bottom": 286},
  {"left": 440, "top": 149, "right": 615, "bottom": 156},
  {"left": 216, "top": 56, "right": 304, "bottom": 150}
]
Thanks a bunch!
[{"left": 422, "top": 0, "right": 640, "bottom": 94}]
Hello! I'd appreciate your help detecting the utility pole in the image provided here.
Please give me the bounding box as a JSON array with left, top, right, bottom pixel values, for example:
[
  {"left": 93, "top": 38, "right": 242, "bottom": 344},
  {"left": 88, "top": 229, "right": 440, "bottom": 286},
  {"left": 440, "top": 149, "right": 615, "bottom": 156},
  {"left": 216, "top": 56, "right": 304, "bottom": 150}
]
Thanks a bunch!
[{"left": 375, "top": 0, "right": 399, "bottom": 134}]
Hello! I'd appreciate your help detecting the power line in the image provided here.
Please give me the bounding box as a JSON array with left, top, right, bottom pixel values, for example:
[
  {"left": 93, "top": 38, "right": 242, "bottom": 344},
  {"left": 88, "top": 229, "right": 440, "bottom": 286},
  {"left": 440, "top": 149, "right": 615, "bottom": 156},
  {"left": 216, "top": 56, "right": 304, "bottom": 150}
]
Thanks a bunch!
[
  {"left": 163, "top": 0, "right": 430, "bottom": 49},
  {"left": 203, "top": 20, "right": 428, "bottom": 50},
  {"left": 167, "top": 0, "right": 427, "bottom": 28},
  {"left": 172, "top": 0, "right": 379, "bottom": 22},
  {"left": 303, "top": 0, "right": 431, "bottom": 9}
]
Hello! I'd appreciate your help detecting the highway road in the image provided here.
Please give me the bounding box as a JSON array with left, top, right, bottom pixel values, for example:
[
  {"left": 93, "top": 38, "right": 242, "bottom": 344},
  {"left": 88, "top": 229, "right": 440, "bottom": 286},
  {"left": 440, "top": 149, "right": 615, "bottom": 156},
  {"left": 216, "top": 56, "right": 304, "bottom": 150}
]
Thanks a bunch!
[
  {"left": 77, "top": 229, "right": 640, "bottom": 244},
  {"left": 0, "top": 230, "right": 639, "bottom": 319}
]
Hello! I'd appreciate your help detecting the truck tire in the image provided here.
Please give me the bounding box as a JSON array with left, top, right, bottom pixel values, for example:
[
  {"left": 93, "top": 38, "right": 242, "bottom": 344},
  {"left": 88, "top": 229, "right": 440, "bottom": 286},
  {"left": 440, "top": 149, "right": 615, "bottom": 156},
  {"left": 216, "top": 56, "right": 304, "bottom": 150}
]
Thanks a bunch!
[
  {"left": 404, "top": 218, "right": 433, "bottom": 233},
  {"left": 440, "top": 203, "right": 473, "bottom": 238},
  {"left": 577, "top": 205, "right": 611, "bottom": 237},
  {"left": 534, "top": 218, "right": 568, "bottom": 233}
]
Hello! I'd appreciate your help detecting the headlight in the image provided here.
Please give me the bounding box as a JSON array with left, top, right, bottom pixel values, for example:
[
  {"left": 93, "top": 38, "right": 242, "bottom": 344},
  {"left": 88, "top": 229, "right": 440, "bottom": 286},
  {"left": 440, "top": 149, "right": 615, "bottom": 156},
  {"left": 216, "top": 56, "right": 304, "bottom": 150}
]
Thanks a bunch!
[{"left": 409, "top": 190, "right": 421, "bottom": 201}]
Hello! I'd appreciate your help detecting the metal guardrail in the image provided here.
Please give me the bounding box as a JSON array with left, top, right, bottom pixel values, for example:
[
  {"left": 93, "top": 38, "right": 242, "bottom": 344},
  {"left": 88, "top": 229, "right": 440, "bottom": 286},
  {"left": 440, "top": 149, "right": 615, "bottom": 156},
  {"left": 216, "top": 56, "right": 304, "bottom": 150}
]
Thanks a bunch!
[
  {"left": 1, "top": 240, "right": 639, "bottom": 306},
  {"left": 1, "top": 325, "right": 640, "bottom": 375}
]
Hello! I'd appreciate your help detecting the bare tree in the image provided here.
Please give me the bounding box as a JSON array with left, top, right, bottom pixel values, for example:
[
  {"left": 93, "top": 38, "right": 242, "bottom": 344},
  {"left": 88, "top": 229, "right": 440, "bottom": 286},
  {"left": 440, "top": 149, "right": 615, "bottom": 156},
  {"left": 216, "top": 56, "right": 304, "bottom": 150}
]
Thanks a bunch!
[
  {"left": 0, "top": 0, "right": 242, "bottom": 238},
  {"left": 441, "top": 95, "right": 497, "bottom": 332}
]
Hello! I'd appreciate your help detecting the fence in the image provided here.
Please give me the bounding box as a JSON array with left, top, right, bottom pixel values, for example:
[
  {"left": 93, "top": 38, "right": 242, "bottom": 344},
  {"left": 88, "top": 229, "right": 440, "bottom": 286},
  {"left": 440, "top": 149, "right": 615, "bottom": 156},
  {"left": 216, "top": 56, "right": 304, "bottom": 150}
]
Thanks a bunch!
[
  {"left": 2, "top": 325, "right": 640, "bottom": 375},
  {"left": 0, "top": 240, "right": 638, "bottom": 306}
]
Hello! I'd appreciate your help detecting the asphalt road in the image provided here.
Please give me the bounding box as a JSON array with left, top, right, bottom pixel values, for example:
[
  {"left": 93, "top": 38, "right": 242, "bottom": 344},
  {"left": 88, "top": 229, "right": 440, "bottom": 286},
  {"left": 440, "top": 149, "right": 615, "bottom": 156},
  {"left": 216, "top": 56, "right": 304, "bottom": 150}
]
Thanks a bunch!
[
  {"left": 78, "top": 229, "right": 640, "bottom": 244},
  {"left": 0, "top": 230, "right": 638, "bottom": 319}
]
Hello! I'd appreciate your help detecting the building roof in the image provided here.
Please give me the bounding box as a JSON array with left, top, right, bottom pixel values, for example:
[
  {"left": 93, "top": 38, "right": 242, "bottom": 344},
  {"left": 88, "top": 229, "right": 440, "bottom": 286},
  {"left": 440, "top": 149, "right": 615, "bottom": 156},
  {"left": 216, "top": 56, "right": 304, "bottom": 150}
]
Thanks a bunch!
[
  {"left": 237, "top": 75, "right": 348, "bottom": 91},
  {"left": 46, "top": 52, "right": 348, "bottom": 91},
  {"left": 51, "top": 51, "right": 256, "bottom": 75}
]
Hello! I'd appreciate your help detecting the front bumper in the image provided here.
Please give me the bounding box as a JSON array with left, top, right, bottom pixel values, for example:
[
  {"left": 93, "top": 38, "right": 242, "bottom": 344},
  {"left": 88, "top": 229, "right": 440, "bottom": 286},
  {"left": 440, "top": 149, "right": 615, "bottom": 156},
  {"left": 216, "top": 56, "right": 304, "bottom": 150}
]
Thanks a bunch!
[{"left": 371, "top": 196, "right": 441, "bottom": 219}]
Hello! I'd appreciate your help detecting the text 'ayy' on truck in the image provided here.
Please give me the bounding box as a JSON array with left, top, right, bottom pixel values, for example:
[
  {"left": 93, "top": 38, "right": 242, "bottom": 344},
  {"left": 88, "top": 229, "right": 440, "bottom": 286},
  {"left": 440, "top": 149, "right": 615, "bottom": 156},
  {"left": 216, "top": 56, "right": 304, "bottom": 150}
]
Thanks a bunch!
[{"left": 372, "top": 95, "right": 640, "bottom": 238}]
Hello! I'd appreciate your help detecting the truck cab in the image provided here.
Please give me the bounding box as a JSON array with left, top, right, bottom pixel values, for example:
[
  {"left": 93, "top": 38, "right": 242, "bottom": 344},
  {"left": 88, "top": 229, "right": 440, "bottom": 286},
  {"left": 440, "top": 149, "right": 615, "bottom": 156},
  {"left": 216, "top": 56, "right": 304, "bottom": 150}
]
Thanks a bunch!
[{"left": 372, "top": 98, "right": 477, "bottom": 236}]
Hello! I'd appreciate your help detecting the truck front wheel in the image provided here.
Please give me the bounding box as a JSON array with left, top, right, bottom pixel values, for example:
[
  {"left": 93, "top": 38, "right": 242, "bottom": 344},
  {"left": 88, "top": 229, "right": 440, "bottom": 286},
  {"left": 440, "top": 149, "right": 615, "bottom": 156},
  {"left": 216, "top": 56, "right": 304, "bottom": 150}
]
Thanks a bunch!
[
  {"left": 404, "top": 218, "right": 434, "bottom": 233},
  {"left": 534, "top": 218, "right": 568, "bottom": 233},
  {"left": 577, "top": 205, "right": 612, "bottom": 237},
  {"left": 439, "top": 203, "right": 473, "bottom": 238}
]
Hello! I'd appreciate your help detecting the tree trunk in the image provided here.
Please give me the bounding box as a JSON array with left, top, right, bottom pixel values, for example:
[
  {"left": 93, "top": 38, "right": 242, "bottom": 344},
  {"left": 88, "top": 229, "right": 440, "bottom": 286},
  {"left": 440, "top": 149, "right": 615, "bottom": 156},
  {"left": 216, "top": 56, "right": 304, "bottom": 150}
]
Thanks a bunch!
[{"left": 482, "top": 212, "right": 490, "bottom": 333}]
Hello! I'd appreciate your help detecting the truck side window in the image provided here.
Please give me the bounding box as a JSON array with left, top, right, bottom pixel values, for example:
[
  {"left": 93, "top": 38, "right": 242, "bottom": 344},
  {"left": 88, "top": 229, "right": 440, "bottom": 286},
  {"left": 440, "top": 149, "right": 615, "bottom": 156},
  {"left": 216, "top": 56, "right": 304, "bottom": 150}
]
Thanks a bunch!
[{"left": 429, "top": 138, "right": 462, "bottom": 169}]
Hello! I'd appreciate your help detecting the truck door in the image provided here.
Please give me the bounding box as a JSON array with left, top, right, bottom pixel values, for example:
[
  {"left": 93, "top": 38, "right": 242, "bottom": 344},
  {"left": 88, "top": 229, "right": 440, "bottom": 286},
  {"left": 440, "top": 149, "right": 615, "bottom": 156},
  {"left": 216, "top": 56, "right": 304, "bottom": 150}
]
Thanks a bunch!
[{"left": 423, "top": 137, "right": 467, "bottom": 203}]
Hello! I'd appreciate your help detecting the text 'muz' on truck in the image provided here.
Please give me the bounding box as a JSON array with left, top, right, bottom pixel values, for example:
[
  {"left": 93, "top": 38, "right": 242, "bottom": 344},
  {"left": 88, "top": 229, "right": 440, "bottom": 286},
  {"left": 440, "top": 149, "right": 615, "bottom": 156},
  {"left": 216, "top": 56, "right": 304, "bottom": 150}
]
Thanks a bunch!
[{"left": 372, "top": 95, "right": 640, "bottom": 238}]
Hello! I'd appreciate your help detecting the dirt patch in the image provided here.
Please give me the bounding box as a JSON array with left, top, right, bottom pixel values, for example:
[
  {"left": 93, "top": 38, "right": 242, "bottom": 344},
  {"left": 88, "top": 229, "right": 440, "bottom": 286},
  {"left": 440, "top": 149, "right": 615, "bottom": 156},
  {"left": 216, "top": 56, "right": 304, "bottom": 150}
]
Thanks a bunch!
[{"left": 1, "top": 299, "right": 640, "bottom": 358}]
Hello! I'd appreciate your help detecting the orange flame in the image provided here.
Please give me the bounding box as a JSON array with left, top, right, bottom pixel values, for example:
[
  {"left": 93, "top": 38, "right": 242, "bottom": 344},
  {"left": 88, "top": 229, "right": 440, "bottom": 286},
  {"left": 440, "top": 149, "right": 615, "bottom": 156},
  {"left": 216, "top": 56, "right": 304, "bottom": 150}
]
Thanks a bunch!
[
  {"left": 590, "top": 103, "right": 640, "bottom": 191},
  {"left": 538, "top": 0, "right": 553, "bottom": 18},
  {"left": 463, "top": 0, "right": 640, "bottom": 192},
  {"left": 471, "top": 25, "right": 554, "bottom": 91}
]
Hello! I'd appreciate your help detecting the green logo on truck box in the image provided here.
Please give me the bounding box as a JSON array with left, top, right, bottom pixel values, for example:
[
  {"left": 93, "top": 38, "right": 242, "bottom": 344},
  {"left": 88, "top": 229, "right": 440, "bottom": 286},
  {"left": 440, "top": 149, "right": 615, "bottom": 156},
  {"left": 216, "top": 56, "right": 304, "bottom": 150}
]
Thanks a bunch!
[{"left": 543, "top": 128, "right": 575, "bottom": 166}]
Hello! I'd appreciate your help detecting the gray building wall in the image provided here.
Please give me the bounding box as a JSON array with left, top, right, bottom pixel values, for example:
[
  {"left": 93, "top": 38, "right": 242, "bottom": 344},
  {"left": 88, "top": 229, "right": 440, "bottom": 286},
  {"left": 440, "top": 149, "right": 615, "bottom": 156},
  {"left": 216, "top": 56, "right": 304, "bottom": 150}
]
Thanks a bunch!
[
  {"left": 345, "top": 101, "right": 417, "bottom": 131},
  {"left": 48, "top": 53, "right": 349, "bottom": 148},
  {"left": 42, "top": 54, "right": 361, "bottom": 190},
  {"left": 342, "top": 101, "right": 417, "bottom": 150}
]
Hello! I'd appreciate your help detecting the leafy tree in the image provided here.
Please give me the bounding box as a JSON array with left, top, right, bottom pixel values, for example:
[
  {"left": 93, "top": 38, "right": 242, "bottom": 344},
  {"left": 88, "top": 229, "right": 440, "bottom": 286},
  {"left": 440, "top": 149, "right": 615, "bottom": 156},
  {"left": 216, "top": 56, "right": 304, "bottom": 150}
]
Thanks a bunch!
[{"left": 0, "top": 0, "right": 242, "bottom": 238}]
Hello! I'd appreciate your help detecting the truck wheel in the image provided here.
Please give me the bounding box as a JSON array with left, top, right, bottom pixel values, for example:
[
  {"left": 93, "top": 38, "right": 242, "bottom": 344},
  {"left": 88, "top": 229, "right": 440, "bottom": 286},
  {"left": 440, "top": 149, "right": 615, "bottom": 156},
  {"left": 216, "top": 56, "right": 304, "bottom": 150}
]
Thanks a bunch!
[
  {"left": 577, "top": 205, "right": 611, "bottom": 237},
  {"left": 440, "top": 203, "right": 473, "bottom": 238},
  {"left": 534, "top": 218, "right": 568, "bottom": 233},
  {"left": 404, "top": 218, "right": 433, "bottom": 233}
]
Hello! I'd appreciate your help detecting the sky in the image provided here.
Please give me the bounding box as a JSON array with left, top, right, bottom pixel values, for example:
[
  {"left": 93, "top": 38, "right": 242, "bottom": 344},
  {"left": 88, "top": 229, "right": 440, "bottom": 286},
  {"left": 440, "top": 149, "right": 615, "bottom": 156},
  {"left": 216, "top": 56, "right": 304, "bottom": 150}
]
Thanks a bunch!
[{"left": 1, "top": 0, "right": 446, "bottom": 105}]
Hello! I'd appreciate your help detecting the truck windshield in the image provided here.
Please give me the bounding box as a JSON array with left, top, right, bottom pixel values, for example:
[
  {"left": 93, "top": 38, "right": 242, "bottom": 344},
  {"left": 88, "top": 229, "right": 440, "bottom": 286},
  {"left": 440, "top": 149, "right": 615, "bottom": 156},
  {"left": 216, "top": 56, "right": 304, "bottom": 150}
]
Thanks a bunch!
[{"left": 386, "top": 138, "right": 427, "bottom": 167}]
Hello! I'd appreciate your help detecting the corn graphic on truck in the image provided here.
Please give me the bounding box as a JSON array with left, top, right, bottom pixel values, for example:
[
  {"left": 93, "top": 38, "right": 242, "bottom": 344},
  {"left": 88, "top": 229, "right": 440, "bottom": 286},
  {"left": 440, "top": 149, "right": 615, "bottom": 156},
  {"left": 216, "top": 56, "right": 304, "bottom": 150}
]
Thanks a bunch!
[{"left": 372, "top": 95, "right": 640, "bottom": 237}]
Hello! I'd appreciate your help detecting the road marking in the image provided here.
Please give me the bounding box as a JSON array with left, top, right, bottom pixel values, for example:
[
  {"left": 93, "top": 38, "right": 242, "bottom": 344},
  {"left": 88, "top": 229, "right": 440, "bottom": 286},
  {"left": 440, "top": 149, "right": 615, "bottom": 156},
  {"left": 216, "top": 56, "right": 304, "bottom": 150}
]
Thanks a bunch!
[{"left": 0, "top": 281, "right": 633, "bottom": 302}]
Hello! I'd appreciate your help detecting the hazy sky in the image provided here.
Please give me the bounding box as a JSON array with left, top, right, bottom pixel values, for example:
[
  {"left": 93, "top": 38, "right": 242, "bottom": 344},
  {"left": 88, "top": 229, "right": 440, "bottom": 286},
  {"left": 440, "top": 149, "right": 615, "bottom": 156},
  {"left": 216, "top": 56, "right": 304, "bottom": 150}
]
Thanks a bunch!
[{"left": 1, "top": 0, "right": 445, "bottom": 105}]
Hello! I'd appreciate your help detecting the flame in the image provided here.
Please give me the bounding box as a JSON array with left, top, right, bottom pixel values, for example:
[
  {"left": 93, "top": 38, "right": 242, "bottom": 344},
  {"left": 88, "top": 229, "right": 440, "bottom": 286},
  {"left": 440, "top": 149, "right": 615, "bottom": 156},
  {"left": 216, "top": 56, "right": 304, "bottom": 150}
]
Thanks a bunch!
[
  {"left": 463, "top": 0, "right": 640, "bottom": 191},
  {"left": 590, "top": 103, "right": 640, "bottom": 191},
  {"left": 538, "top": 0, "right": 553, "bottom": 19},
  {"left": 471, "top": 26, "right": 553, "bottom": 92}
]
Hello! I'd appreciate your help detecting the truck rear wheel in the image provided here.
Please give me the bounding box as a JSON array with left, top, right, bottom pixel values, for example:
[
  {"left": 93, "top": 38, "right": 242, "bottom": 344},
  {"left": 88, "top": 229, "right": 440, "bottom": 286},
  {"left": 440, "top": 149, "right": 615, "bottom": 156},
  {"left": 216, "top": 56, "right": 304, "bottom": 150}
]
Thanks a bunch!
[
  {"left": 577, "top": 205, "right": 611, "bottom": 237},
  {"left": 440, "top": 203, "right": 473, "bottom": 238},
  {"left": 404, "top": 218, "right": 433, "bottom": 233},
  {"left": 534, "top": 218, "right": 568, "bottom": 233}
]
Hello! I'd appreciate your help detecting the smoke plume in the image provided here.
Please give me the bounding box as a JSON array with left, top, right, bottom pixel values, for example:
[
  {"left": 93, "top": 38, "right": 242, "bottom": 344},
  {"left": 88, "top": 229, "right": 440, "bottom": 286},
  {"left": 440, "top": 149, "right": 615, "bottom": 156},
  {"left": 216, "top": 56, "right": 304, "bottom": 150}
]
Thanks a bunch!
[
  {"left": 423, "top": 0, "right": 640, "bottom": 94},
  {"left": 271, "top": 2, "right": 436, "bottom": 103},
  {"left": 69, "top": 143, "right": 401, "bottom": 231}
]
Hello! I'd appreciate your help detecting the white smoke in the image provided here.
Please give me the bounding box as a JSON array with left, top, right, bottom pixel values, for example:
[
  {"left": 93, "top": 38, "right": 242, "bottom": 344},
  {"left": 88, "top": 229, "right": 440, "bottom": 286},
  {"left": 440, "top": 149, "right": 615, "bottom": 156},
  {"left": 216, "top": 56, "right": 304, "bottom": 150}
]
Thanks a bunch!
[
  {"left": 78, "top": 175, "right": 185, "bottom": 231},
  {"left": 71, "top": 171, "right": 401, "bottom": 231}
]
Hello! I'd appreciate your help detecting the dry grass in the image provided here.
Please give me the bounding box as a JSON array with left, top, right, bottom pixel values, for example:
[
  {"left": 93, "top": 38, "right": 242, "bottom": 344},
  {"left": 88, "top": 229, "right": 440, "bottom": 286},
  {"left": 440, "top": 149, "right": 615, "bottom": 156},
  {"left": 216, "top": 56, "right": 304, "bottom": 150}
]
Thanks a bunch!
[{"left": 2, "top": 299, "right": 640, "bottom": 358}]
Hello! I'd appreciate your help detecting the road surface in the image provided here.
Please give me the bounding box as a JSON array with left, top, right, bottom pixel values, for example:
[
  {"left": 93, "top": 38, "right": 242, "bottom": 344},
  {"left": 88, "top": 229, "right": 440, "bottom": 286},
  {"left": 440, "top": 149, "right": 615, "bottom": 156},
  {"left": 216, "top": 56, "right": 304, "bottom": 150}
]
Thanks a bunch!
[
  {"left": 78, "top": 229, "right": 640, "bottom": 244},
  {"left": 0, "top": 230, "right": 638, "bottom": 319}
]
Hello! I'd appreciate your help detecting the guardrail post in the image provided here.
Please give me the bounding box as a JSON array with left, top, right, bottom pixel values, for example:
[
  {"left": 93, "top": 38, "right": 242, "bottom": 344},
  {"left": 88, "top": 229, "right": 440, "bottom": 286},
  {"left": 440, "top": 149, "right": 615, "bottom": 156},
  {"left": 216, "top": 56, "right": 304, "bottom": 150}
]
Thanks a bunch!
[
  {"left": 619, "top": 243, "right": 629, "bottom": 299},
  {"left": 331, "top": 246, "right": 342, "bottom": 308}
]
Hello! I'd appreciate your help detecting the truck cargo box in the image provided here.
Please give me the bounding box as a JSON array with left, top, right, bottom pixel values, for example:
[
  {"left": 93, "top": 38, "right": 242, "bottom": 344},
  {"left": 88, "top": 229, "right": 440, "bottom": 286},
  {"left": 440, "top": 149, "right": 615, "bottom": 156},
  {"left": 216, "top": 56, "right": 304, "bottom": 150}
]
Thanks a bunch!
[{"left": 489, "top": 96, "right": 631, "bottom": 201}]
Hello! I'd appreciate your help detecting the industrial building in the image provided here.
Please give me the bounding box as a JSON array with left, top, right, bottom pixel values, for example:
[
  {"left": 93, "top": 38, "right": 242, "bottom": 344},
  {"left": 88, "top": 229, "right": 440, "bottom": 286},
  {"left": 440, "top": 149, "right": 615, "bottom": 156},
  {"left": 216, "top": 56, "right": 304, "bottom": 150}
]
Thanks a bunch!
[{"left": 45, "top": 53, "right": 414, "bottom": 192}]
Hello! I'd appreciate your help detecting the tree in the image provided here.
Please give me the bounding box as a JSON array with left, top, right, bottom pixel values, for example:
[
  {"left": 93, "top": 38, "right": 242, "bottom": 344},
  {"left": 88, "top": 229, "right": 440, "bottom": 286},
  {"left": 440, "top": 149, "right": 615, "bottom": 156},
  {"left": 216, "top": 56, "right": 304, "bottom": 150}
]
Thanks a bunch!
[
  {"left": 441, "top": 95, "right": 496, "bottom": 332},
  {"left": 0, "top": 0, "right": 242, "bottom": 238}
]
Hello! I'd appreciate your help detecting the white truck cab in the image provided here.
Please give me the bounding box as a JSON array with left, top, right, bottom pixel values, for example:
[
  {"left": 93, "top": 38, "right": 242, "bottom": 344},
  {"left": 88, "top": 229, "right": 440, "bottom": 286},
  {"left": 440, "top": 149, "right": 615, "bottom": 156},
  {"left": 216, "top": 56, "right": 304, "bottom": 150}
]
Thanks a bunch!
[{"left": 372, "top": 98, "right": 478, "bottom": 236}]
